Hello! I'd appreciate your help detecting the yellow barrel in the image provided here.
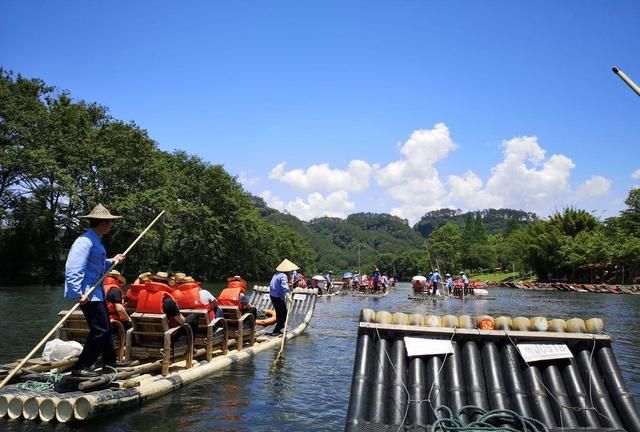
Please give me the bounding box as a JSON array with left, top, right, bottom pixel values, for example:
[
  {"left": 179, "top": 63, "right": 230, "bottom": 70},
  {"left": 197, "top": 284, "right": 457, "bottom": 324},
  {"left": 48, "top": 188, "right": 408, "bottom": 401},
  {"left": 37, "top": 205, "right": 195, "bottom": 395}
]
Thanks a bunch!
[
  {"left": 360, "top": 309, "right": 376, "bottom": 323},
  {"left": 512, "top": 317, "right": 530, "bottom": 331},
  {"left": 494, "top": 316, "right": 512, "bottom": 330},
  {"left": 586, "top": 318, "right": 605, "bottom": 334},
  {"left": 477, "top": 315, "right": 495, "bottom": 330},
  {"left": 458, "top": 315, "right": 476, "bottom": 329},
  {"left": 566, "top": 318, "right": 586, "bottom": 333},
  {"left": 408, "top": 313, "right": 424, "bottom": 326},
  {"left": 393, "top": 312, "right": 409, "bottom": 325},
  {"left": 548, "top": 319, "right": 567, "bottom": 333},
  {"left": 530, "top": 317, "right": 549, "bottom": 332},
  {"left": 425, "top": 315, "right": 442, "bottom": 327},
  {"left": 375, "top": 310, "right": 393, "bottom": 324},
  {"left": 442, "top": 315, "right": 459, "bottom": 328}
]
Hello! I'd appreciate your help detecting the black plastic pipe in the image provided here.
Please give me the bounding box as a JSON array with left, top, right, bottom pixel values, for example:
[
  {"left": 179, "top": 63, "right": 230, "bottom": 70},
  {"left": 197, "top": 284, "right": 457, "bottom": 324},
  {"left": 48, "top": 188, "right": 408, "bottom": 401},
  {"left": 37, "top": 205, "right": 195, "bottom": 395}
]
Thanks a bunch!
[
  {"left": 596, "top": 344, "right": 640, "bottom": 432},
  {"left": 426, "top": 355, "right": 447, "bottom": 424},
  {"left": 387, "top": 338, "right": 408, "bottom": 425},
  {"left": 345, "top": 332, "right": 374, "bottom": 430},
  {"left": 408, "top": 356, "right": 428, "bottom": 426},
  {"left": 501, "top": 343, "right": 533, "bottom": 418},
  {"left": 575, "top": 346, "right": 623, "bottom": 428},
  {"left": 542, "top": 363, "right": 579, "bottom": 427},
  {"left": 445, "top": 341, "right": 468, "bottom": 424},
  {"left": 523, "top": 362, "right": 557, "bottom": 428},
  {"left": 463, "top": 340, "right": 489, "bottom": 421},
  {"left": 481, "top": 341, "right": 510, "bottom": 411},
  {"left": 560, "top": 358, "right": 602, "bottom": 428},
  {"left": 368, "top": 336, "right": 390, "bottom": 423}
]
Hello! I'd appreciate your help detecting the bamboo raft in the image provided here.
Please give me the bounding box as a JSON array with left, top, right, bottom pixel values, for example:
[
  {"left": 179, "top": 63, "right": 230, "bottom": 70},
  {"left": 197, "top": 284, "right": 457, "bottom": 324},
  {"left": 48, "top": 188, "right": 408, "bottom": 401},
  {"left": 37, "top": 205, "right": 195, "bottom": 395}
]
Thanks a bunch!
[
  {"left": 408, "top": 294, "right": 496, "bottom": 301},
  {"left": 352, "top": 289, "right": 389, "bottom": 298},
  {"left": 345, "top": 309, "right": 640, "bottom": 432},
  {"left": 0, "top": 287, "right": 318, "bottom": 423}
]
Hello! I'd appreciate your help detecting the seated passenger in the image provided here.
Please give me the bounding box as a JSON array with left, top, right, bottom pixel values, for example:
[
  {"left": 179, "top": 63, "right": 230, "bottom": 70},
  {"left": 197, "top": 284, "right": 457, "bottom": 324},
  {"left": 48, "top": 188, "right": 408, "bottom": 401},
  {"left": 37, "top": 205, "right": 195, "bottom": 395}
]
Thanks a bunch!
[
  {"left": 135, "top": 281, "right": 198, "bottom": 337},
  {"left": 239, "top": 293, "right": 258, "bottom": 319},
  {"left": 104, "top": 270, "right": 131, "bottom": 329},
  {"left": 199, "top": 287, "right": 223, "bottom": 320}
]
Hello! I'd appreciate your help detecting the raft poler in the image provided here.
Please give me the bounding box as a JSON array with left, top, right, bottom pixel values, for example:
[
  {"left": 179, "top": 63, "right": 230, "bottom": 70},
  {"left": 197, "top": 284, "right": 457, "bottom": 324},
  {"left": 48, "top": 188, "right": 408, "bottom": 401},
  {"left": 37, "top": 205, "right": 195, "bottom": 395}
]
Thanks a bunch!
[
  {"left": 269, "top": 259, "right": 297, "bottom": 336},
  {"left": 218, "top": 275, "right": 257, "bottom": 319},
  {"left": 103, "top": 269, "right": 132, "bottom": 328}
]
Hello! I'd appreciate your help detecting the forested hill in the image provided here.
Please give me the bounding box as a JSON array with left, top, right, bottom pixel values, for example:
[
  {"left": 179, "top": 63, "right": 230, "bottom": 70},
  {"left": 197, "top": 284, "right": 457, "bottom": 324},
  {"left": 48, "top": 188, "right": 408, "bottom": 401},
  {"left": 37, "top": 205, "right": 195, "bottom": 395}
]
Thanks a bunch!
[
  {"left": 252, "top": 198, "right": 424, "bottom": 272},
  {"left": 414, "top": 208, "right": 538, "bottom": 237}
]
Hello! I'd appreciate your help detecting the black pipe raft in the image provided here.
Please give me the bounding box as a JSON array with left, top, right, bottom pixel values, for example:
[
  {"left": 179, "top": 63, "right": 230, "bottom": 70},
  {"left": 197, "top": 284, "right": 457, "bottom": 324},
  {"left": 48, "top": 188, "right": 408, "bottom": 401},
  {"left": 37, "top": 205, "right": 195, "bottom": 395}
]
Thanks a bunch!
[{"left": 345, "top": 309, "right": 640, "bottom": 432}]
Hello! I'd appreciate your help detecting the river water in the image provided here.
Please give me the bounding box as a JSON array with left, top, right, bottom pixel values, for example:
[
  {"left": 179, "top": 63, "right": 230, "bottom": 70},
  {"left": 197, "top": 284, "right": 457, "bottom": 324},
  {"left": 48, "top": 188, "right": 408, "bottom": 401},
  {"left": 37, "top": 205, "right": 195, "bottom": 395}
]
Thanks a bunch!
[{"left": 1, "top": 283, "right": 639, "bottom": 431}]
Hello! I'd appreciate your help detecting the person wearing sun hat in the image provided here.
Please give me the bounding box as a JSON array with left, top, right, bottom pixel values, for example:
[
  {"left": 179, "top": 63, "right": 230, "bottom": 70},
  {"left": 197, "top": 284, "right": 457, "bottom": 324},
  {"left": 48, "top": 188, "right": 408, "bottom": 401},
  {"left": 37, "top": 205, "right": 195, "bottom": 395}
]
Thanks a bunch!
[
  {"left": 445, "top": 273, "right": 453, "bottom": 294},
  {"left": 64, "top": 204, "right": 126, "bottom": 378},
  {"left": 269, "top": 258, "right": 298, "bottom": 336}
]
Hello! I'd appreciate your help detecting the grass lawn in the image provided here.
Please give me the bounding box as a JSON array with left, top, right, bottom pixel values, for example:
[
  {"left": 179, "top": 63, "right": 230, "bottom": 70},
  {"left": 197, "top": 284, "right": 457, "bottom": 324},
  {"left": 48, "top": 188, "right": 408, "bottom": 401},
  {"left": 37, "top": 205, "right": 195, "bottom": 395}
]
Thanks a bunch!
[{"left": 468, "top": 272, "right": 536, "bottom": 282}]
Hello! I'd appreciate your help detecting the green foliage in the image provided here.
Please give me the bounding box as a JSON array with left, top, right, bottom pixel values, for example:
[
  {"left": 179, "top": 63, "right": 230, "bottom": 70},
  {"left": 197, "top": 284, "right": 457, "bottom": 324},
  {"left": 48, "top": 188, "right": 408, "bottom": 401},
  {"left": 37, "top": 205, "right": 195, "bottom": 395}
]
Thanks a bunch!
[{"left": 0, "top": 70, "right": 315, "bottom": 284}]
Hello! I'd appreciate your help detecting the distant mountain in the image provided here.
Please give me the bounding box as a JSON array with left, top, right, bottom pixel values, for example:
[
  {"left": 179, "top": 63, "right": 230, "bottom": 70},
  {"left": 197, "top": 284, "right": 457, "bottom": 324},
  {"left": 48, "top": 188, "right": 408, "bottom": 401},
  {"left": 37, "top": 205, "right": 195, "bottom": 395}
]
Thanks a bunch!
[
  {"left": 413, "top": 208, "right": 538, "bottom": 237},
  {"left": 250, "top": 195, "right": 537, "bottom": 273}
]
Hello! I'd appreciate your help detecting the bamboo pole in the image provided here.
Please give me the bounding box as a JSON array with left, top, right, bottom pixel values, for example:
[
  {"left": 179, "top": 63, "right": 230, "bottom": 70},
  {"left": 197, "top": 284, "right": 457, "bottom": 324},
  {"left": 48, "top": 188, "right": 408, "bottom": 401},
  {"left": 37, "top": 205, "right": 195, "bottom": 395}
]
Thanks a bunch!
[
  {"left": 612, "top": 67, "right": 640, "bottom": 97},
  {"left": 0, "top": 210, "right": 166, "bottom": 389},
  {"left": 276, "top": 295, "right": 293, "bottom": 359}
]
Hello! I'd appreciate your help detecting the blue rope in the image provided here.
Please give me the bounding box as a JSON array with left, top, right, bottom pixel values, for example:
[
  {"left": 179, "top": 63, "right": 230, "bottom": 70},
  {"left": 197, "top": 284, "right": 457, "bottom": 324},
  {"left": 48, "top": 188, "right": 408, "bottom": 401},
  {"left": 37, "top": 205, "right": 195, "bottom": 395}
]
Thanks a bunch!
[
  {"left": 431, "top": 405, "right": 549, "bottom": 432},
  {"left": 16, "top": 373, "right": 64, "bottom": 392}
]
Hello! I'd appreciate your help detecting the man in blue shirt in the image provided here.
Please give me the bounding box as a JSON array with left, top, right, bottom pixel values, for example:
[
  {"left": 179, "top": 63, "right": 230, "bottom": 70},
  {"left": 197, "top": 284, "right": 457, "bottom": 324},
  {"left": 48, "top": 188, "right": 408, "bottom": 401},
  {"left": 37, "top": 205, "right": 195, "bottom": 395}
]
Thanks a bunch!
[
  {"left": 269, "top": 259, "right": 297, "bottom": 336},
  {"left": 460, "top": 271, "right": 470, "bottom": 295},
  {"left": 445, "top": 273, "right": 454, "bottom": 294},
  {"left": 431, "top": 269, "right": 441, "bottom": 296},
  {"left": 65, "top": 204, "right": 125, "bottom": 377}
]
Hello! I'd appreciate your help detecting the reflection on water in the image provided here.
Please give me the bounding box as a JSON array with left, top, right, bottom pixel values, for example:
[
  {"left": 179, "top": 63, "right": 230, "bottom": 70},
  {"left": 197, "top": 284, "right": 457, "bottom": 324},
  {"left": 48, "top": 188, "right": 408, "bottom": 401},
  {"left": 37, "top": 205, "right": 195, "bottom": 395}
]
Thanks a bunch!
[{"left": 1, "top": 283, "right": 639, "bottom": 431}]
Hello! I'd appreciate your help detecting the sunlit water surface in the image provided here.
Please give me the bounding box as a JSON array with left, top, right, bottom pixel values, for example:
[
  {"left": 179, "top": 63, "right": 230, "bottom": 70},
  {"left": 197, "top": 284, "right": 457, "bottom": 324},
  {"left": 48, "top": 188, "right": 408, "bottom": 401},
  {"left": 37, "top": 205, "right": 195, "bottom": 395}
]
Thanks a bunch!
[{"left": 1, "top": 283, "right": 639, "bottom": 431}]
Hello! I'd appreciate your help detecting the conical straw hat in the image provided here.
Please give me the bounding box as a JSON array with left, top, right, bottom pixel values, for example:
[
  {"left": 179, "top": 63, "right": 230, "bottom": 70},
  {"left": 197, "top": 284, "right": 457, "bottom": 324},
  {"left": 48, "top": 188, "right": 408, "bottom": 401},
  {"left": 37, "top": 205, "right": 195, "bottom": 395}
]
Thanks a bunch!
[
  {"left": 107, "top": 269, "right": 126, "bottom": 284},
  {"left": 79, "top": 204, "right": 122, "bottom": 219},
  {"left": 276, "top": 258, "right": 299, "bottom": 272}
]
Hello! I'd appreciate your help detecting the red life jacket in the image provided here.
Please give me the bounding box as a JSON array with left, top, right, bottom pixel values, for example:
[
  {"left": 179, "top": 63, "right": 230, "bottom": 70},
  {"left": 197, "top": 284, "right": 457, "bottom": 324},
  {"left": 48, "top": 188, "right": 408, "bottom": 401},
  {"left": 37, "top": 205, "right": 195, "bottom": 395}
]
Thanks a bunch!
[
  {"left": 103, "top": 277, "right": 123, "bottom": 321},
  {"left": 135, "top": 282, "right": 181, "bottom": 326},
  {"left": 125, "top": 283, "right": 145, "bottom": 308},
  {"left": 105, "top": 285, "right": 124, "bottom": 321},
  {"left": 173, "top": 282, "right": 204, "bottom": 309},
  {"left": 218, "top": 286, "right": 243, "bottom": 312},
  {"left": 226, "top": 280, "right": 247, "bottom": 292}
]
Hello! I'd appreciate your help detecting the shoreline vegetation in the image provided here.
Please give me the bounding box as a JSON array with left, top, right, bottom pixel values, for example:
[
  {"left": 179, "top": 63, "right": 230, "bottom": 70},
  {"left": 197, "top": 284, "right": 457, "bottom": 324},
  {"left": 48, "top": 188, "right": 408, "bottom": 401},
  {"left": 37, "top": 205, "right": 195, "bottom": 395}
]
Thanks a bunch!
[{"left": 2, "top": 69, "right": 640, "bottom": 287}]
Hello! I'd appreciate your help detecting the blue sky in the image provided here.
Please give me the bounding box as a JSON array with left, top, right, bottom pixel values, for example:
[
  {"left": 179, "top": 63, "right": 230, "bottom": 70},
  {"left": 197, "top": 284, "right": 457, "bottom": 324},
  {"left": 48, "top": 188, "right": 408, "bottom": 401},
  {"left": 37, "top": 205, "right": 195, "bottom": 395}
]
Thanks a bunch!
[{"left": 2, "top": 1, "right": 639, "bottom": 224}]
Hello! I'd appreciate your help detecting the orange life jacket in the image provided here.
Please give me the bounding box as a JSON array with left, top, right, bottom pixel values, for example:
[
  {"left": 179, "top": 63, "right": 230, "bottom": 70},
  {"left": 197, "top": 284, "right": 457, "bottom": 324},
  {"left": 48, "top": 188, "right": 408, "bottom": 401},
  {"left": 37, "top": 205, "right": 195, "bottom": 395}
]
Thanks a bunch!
[
  {"left": 135, "top": 282, "right": 180, "bottom": 326},
  {"left": 173, "top": 282, "right": 204, "bottom": 309},
  {"left": 125, "top": 283, "right": 145, "bottom": 308},
  {"left": 226, "top": 280, "right": 247, "bottom": 292},
  {"left": 105, "top": 285, "right": 124, "bottom": 321},
  {"left": 103, "top": 277, "right": 124, "bottom": 321},
  {"left": 218, "top": 286, "right": 243, "bottom": 311}
]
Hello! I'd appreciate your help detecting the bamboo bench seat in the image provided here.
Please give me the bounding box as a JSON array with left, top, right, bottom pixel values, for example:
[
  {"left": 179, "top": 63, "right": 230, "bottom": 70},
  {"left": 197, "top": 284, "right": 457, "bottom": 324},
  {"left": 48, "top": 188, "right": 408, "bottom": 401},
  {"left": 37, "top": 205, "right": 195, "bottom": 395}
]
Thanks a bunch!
[
  {"left": 56, "top": 310, "right": 126, "bottom": 360},
  {"left": 125, "top": 312, "right": 193, "bottom": 376},
  {"left": 220, "top": 306, "right": 256, "bottom": 350},
  {"left": 180, "top": 309, "right": 228, "bottom": 360}
]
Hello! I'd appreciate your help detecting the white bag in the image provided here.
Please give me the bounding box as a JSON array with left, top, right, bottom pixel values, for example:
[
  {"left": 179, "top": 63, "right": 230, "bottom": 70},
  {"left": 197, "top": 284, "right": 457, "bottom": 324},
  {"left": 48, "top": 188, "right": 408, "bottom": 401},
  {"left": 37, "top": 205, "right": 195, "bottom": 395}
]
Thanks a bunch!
[{"left": 42, "top": 338, "right": 83, "bottom": 361}]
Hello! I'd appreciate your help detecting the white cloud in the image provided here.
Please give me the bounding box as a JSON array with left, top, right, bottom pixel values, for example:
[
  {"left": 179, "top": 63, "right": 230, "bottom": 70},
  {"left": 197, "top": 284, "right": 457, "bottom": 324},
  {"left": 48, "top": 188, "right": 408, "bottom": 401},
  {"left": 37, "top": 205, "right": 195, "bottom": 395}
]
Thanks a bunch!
[
  {"left": 259, "top": 190, "right": 285, "bottom": 211},
  {"left": 573, "top": 176, "right": 612, "bottom": 200},
  {"left": 268, "top": 160, "right": 375, "bottom": 192},
  {"left": 238, "top": 171, "right": 259, "bottom": 187},
  {"left": 482, "top": 136, "right": 576, "bottom": 212},
  {"left": 285, "top": 191, "right": 355, "bottom": 221},
  {"left": 377, "top": 122, "right": 456, "bottom": 189},
  {"left": 632, "top": 169, "right": 640, "bottom": 179},
  {"left": 262, "top": 123, "right": 604, "bottom": 225}
]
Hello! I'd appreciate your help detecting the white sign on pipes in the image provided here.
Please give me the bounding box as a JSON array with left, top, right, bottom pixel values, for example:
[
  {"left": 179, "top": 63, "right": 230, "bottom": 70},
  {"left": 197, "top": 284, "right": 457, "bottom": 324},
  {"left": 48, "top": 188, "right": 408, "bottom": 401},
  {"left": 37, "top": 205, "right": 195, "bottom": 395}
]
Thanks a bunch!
[
  {"left": 404, "top": 337, "right": 454, "bottom": 357},
  {"left": 517, "top": 343, "right": 573, "bottom": 362}
]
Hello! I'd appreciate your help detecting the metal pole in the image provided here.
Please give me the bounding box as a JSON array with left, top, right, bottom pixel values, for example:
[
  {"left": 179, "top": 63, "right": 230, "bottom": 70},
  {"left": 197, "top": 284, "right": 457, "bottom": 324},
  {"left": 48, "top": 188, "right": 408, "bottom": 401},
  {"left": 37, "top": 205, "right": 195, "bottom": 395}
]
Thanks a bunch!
[{"left": 612, "top": 67, "right": 640, "bottom": 97}]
